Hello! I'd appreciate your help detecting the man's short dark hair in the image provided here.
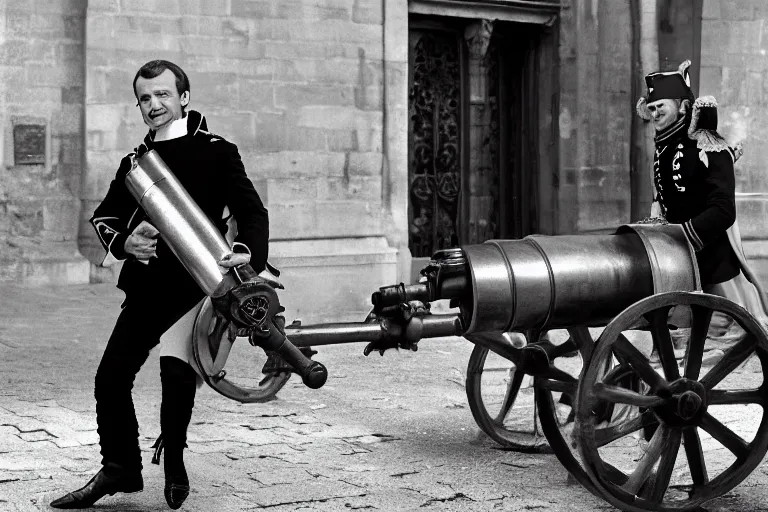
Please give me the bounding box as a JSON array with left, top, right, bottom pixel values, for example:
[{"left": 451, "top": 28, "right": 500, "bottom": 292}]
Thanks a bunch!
[{"left": 132, "top": 60, "right": 190, "bottom": 99}]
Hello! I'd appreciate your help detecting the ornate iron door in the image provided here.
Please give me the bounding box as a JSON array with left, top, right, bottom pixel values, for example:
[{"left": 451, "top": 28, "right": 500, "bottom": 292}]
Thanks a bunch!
[
  {"left": 408, "top": 22, "right": 542, "bottom": 258},
  {"left": 408, "top": 30, "right": 463, "bottom": 258}
]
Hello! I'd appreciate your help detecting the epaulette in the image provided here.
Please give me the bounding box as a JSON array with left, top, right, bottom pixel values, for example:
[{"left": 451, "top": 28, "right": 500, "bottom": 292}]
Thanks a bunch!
[{"left": 688, "top": 95, "right": 731, "bottom": 154}]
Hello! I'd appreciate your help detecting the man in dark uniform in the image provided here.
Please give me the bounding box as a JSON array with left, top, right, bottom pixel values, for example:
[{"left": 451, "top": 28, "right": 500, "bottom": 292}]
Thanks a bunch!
[
  {"left": 637, "top": 60, "right": 768, "bottom": 357},
  {"left": 51, "top": 60, "right": 269, "bottom": 510},
  {"left": 640, "top": 61, "right": 740, "bottom": 287}
]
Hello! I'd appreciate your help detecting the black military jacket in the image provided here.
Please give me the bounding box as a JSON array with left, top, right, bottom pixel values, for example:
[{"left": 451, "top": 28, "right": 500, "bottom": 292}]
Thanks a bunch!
[
  {"left": 90, "top": 110, "right": 269, "bottom": 298},
  {"left": 653, "top": 121, "right": 739, "bottom": 286}
]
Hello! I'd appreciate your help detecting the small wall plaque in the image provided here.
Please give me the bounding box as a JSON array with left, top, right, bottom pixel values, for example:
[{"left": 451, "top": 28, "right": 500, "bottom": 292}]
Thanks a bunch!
[{"left": 13, "top": 124, "right": 46, "bottom": 165}]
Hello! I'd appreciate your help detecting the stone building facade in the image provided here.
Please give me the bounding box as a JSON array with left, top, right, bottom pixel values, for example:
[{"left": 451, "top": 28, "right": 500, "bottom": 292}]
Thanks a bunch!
[
  {"left": 81, "top": 0, "right": 403, "bottom": 323},
  {"left": 0, "top": 0, "right": 766, "bottom": 323},
  {"left": 699, "top": 0, "right": 768, "bottom": 275},
  {"left": 0, "top": 0, "right": 90, "bottom": 284}
]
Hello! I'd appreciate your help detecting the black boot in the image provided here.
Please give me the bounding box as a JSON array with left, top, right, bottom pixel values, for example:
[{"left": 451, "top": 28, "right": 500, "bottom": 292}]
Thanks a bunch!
[
  {"left": 151, "top": 434, "right": 190, "bottom": 510},
  {"left": 164, "top": 444, "right": 190, "bottom": 510},
  {"left": 159, "top": 356, "right": 197, "bottom": 509},
  {"left": 50, "top": 463, "right": 143, "bottom": 509}
]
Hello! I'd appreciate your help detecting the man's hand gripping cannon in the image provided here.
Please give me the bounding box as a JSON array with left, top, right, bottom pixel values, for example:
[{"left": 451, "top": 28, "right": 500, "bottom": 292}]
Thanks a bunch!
[{"left": 124, "top": 150, "right": 328, "bottom": 390}]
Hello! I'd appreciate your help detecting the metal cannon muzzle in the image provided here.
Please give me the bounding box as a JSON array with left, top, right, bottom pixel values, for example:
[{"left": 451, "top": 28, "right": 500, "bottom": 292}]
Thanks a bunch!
[{"left": 125, "top": 150, "right": 232, "bottom": 296}]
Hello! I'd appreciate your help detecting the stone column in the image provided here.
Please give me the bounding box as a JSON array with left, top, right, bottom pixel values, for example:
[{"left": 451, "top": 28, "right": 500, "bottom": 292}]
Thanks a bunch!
[
  {"left": 630, "top": 0, "right": 659, "bottom": 220},
  {"left": 558, "top": 0, "right": 634, "bottom": 234},
  {"left": 463, "top": 20, "right": 495, "bottom": 245},
  {"left": 382, "top": 0, "right": 411, "bottom": 283}
]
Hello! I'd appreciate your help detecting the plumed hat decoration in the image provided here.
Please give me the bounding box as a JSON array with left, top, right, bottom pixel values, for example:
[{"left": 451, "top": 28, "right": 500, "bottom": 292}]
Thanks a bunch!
[
  {"left": 688, "top": 95, "right": 743, "bottom": 159},
  {"left": 636, "top": 60, "right": 695, "bottom": 120}
]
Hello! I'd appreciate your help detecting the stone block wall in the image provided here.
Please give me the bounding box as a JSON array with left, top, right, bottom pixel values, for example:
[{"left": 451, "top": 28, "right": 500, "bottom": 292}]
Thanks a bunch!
[
  {"left": 699, "top": 0, "right": 768, "bottom": 284},
  {"left": 558, "top": 0, "right": 634, "bottom": 234},
  {"left": 83, "top": 0, "right": 388, "bottom": 250},
  {"left": 83, "top": 0, "right": 400, "bottom": 321},
  {"left": 0, "top": 0, "right": 90, "bottom": 284}
]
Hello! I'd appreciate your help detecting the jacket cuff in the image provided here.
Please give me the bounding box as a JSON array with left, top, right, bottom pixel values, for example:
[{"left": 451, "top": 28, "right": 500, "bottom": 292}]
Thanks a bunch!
[
  {"left": 99, "top": 233, "right": 129, "bottom": 266},
  {"left": 110, "top": 233, "right": 129, "bottom": 260},
  {"left": 683, "top": 220, "right": 705, "bottom": 252}
]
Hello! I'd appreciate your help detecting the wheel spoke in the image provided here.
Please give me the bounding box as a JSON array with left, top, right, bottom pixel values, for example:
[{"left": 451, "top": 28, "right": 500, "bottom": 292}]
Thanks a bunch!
[
  {"left": 642, "top": 427, "right": 682, "bottom": 502},
  {"left": 543, "top": 366, "right": 578, "bottom": 384},
  {"left": 613, "top": 335, "right": 633, "bottom": 366},
  {"left": 548, "top": 338, "right": 579, "bottom": 359},
  {"left": 593, "top": 382, "right": 667, "bottom": 408},
  {"left": 614, "top": 335, "right": 670, "bottom": 393},
  {"left": 534, "top": 398, "right": 542, "bottom": 436},
  {"left": 595, "top": 410, "right": 658, "bottom": 447},
  {"left": 646, "top": 308, "right": 680, "bottom": 381},
  {"left": 708, "top": 388, "right": 765, "bottom": 406},
  {"left": 682, "top": 426, "right": 708, "bottom": 486},
  {"left": 699, "top": 412, "right": 750, "bottom": 458},
  {"left": 567, "top": 326, "right": 594, "bottom": 360},
  {"left": 699, "top": 335, "right": 756, "bottom": 390},
  {"left": 493, "top": 368, "right": 525, "bottom": 424},
  {"left": 622, "top": 425, "right": 673, "bottom": 495},
  {"left": 538, "top": 379, "right": 577, "bottom": 395},
  {"left": 684, "top": 306, "right": 713, "bottom": 380}
]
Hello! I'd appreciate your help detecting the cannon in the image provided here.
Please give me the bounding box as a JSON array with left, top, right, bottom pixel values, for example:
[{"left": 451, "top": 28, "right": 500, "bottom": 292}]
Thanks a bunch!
[
  {"left": 124, "top": 149, "right": 328, "bottom": 391},
  {"left": 191, "top": 220, "right": 768, "bottom": 512},
  {"left": 127, "top": 150, "right": 768, "bottom": 512}
]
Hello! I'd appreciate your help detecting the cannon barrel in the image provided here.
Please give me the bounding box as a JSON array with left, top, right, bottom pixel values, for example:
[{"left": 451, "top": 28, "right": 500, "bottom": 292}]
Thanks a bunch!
[
  {"left": 361, "top": 224, "right": 700, "bottom": 342},
  {"left": 127, "top": 150, "right": 328, "bottom": 388},
  {"left": 125, "top": 150, "right": 232, "bottom": 296},
  {"left": 285, "top": 314, "right": 463, "bottom": 347},
  {"left": 462, "top": 224, "right": 700, "bottom": 333}
]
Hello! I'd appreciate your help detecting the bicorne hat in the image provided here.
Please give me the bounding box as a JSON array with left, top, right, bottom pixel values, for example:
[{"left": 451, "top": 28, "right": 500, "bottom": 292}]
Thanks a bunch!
[{"left": 636, "top": 60, "right": 694, "bottom": 120}]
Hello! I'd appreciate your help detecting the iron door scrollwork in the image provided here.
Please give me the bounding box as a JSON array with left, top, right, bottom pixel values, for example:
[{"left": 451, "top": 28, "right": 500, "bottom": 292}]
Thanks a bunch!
[{"left": 408, "top": 32, "right": 462, "bottom": 258}]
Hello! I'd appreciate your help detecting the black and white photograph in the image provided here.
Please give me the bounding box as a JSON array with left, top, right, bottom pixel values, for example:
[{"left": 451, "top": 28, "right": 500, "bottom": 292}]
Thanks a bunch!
[{"left": 0, "top": 0, "right": 767, "bottom": 510}]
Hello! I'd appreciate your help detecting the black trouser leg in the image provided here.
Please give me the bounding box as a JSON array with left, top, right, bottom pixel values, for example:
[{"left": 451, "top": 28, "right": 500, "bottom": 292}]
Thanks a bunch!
[
  {"left": 95, "top": 306, "right": 157, "bottom": 471},
  {"left": 160, "top": 355, "right": 198, "bottom": 479},
  {"left": 95, "top": 292, "right": 202, "bottom": 472}
]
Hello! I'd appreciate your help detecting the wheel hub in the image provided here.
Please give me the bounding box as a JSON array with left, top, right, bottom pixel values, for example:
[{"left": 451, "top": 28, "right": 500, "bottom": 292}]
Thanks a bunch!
[
  {"left": 653, "top": 378, "right": 708, "bottom": 426},
  {"left": 677, "top": 390, "right": 702, "bottom": 421}
]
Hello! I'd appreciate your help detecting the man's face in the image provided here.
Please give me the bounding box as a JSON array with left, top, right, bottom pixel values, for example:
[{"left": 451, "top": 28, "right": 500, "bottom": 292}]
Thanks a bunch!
[
  {"left": 134, "top": 69, "right": 188, "bottom": 131},
  {"left": 646, "top": 98, "right": 681, "bottom": 132}
]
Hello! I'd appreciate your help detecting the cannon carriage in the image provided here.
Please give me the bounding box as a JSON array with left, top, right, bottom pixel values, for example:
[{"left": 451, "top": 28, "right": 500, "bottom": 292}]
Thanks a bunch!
[
  {"left": 194, "top": 221, "right": 768, "bottom": 512},
  {"left": 128, "top": 150, "right": 768, "bottom": 512}
]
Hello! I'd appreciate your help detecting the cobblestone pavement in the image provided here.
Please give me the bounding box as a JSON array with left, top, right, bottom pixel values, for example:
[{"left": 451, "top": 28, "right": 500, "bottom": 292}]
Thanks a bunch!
[{"left": 0, "top": 284, "right": 767, "bottom": 511}]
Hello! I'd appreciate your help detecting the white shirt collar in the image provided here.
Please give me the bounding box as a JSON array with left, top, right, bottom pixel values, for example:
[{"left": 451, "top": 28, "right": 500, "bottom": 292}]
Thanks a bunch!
[{"left": 154, "top": 116, "right": 188, "bottom": 142}]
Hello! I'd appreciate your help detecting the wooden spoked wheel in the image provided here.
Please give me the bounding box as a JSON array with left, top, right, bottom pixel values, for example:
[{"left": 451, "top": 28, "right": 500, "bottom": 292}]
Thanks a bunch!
[
  {"left": 577, "top": 292, "right": 768, "bottom": 512},
  {"left": 539, "top": 329, "right": 650, "bottom": 496},
  {"left": 466, "top": 327, "right": 592, "bottom": 452},
  {"left": 536, "top": 325, "right": 601, "bottom": 488},
  {"left": 193, "top": 297, "right": 291, "bottom": 403}
]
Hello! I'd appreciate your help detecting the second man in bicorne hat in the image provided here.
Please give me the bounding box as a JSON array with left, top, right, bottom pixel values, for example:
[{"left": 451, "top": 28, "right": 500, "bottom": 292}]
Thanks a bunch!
[{"left": 637, "top": 60, "right": 768, "bottom": 358}]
